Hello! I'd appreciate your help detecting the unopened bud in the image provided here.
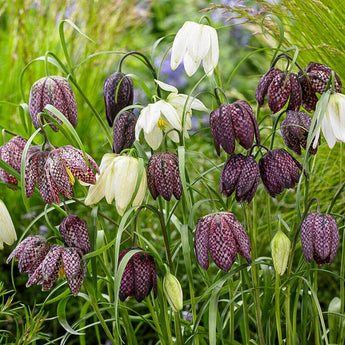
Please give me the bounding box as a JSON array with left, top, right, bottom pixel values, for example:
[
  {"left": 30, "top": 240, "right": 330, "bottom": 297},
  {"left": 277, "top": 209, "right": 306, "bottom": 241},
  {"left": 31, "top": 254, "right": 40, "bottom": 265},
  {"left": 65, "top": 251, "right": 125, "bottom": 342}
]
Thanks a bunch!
[
  {"left": 270, "top": 231, "right": 291, "bottom": 275},
  {"left": 163, "top": 271, "right": 183, "bottom": 312}
]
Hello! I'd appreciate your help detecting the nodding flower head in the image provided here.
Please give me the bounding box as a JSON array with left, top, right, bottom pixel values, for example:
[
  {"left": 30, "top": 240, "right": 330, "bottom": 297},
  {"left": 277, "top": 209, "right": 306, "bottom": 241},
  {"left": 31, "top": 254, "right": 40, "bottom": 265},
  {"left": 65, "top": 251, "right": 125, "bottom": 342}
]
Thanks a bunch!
[
  {"left": 113, "top": 111, "right": 137, "bottom": 154},
  {"left": 301, "top": 212, "right": 339, "bottom": 266},
  {"left": 104, "top": 72, "right": 134, "bottom": 127},
  {"left": 29, "top": 76, "right": 78, "bottom": 132},
  {"left": 118, "top": 247, "right": 157, "bottom": 302},
  {"left": 194, "top": 212, "right": 251, "bottom": 272}
]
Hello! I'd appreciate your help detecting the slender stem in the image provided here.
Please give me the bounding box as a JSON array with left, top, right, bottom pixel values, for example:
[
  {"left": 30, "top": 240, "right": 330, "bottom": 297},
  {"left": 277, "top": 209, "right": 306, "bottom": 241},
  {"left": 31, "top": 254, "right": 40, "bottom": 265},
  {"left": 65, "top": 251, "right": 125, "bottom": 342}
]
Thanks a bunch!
[
  {"left": 229, "top": 278, "right": 234, "bottom": 343},
  {"left": 240, "top": 269, "right": 250, "bottom": 344},
  {"left": 313, "top": 267, "right": 320, "bottom": 344},
  {"left": 146, "top": 297, "right": 167, "bottom": 345},
  {"left": 173, "top": 311, "right": 183, "bottom": 345},
  {"left": 285, "top": 284, "right": 291, "bottom": 345},
  {"left": 292, "top": 279, "right": 302, "bottom": 345},
  {"left": 274, "top": 274, "right": 283, "bottom": 345},
  {"left": 339, "top": 219, "right": 345, "bottom": 343}
]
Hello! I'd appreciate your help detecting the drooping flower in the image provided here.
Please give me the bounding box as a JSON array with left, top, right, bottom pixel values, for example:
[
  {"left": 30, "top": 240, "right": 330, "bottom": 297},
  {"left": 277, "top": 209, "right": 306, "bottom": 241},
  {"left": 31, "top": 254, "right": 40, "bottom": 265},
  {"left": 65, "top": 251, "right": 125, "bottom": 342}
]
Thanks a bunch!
[
  {"left": 171, "top": 21, "right": 219, "bottom": 76},
  {"left": 135, "top": 80, "right": 206, "bottom": 150},
  {"left": 298, "top": 62, "right": 342, "bottom": 112},
  {"left": 113, "top": 111, "right": 137, "bottom": 154},
  {"left": 59, "top": 215, "right": 90, "bottom": 255},
  {"left": 163, "top": 270, "right": 183, "bottom": 312},
  {"left": 85, "top": 154, "right": 147, "bottom": 216},
  {"left": 0, "top": 200, "right": 17, "bottom": 249},
  {"left": 210, "top": 101, "right": 260, "bottom": 155},
  {"left": 104, "top": 72, "right": 134, "bottom": 127},
  {"left": 219, "top": 154, "right": 260, "bottom": 203},
  {"left": 270, "top": 230, "right": 291, "bottom": 275},
  {"left": 118, "top": 247, "right": 157, "bottom": 302},
  {"left": 313, "top": 92, "right": 345, "bottom": 149},
  {"left": 300, "top": 212, "right": 339, "bottom": 266},
  {"left": 0, "top": 136, "right": 27, "bottom": 188},
  {"left": 194, "top": 212, "right": 251, "bottom": 272},
  {"left": 259, "top": 149, "right": 306, "bottom": 198},
  {"left": 29, "top": 76, "right": 78, "bottom": 132},
  {"left": 255, "top": 68, "right": 281, "bottom": 107},
  {"left": 147, "top": 152, "right": 182, "bottom": 201},
  {"left": 280, "top": 110, "right": 318, "bottom": 155}
]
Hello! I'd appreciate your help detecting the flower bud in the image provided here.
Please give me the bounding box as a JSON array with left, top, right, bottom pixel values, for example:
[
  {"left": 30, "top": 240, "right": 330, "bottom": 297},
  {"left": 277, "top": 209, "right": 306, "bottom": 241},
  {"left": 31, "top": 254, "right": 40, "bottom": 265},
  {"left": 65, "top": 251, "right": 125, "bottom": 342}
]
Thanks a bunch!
[
  {"left": 113, "top": 111, "right": 137, "bottom": 154},
  {"left": 270, "top": 231, "right": 290, "bottom": 275},
  {"left": 163, "top": 271, "right": 183, "bottom": 312}
]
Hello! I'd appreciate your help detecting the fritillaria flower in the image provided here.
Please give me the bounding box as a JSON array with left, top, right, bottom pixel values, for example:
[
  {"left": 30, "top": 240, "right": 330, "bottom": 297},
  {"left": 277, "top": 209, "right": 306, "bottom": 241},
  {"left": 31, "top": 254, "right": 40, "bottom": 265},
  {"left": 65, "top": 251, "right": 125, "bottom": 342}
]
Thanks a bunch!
[
  {"left": 147, "top": 152, "right": 182, "bottom": 201},
  {"left": 270, "top": 230, "right": 291, "bottom": 276},
  {"left": 194, "top": 212, "right": 251, "bottom": 272},
  {"left": 171, "top": 21, "right": 219, "bottom": 76},
  {"left": 0, "top": 136, "right": 27, "bottom": 187},
  {"left": 85, "top": 154, "right": 147, "bottom": 216},
  {"left": 0, "top": 200, "right": 17, "bottom": 249},
  {"left": 135, "top": 80, "right": 206, "bottom": 150},
  {"left": 219, "top": 154, "right": 260, "bottom": 203},
  {"left": 113, "top": 111, "right": 137, "bottom": 154},
  {"left": 104, "top": 72, "right": 134, "bottom": 127},
  {"left": 118, "top": 247, "right": 157, "bottom": 302},
  {"left": 298, "top": 62, "right": 342, "bottom": 112},
  {"left": 29, "top": 76, "right": 78, "bottom": 132},
  {"left": 210, "top": 101, "right": 260, "bottom": 155},
  {"left": 301, "top": 212, "right": 339, "bottom": 266},
  {"left": 280, "top": 110, "right": 318, "bottom": 155},
  {"left": 27, "top": 245, "right": 86, "bottom": 295},
  {"left": 259, "top": 149, "right": 306, "bottom": 198},
  {"left": 59, "top": 215, "right": 90, "bottom": 255}
]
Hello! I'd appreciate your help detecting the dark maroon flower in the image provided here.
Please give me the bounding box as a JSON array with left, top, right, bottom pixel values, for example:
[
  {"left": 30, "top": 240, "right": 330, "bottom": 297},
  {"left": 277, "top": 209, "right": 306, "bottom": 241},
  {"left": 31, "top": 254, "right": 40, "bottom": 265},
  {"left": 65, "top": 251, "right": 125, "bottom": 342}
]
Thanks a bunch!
[
  {"left": 298, "top": 62, "right": 342, "bottom": 112},
  {"left": 194, "top": 212, "right": 251, "bottom": 272},
  {"left": 7, "top": 235, "right": 50, "bottom": 276},
  {"left": 29, "top": 76, "right": 78, "bottom": 132},
  {"left": 220, "top": 154, "right": 260, "bottom": 203},
  {"left": 118, "top": 247, "right": 157, "bottom": 302},
  {"left": 59, "top": 215, "right": 90, "bottom": 255},
  {"left": 113, "top": 111, "right": 137, "bottom": 154},
  {"left": 147, "top": 152, "right": 182, "bottom": 201},
  {"left": 255, "top": 68, "right": 281, "bottom": 106},
  {"left": 104, "top": 72, "right": 134, "bottom": 127},
  {"left": 300, "top": 212, "right": 339, "bottom": 266},
  {"left": 259, "top": 148, "right": 307, "bottom": 197},
  {"left": 210, "top": 101, "right": 260, "bottom": 156},
  {"left": 280, "top": 110, "right": 318, "bottom": 155},
  {"left": 0, "top": 136, "right": 27, "bottom": 187}
]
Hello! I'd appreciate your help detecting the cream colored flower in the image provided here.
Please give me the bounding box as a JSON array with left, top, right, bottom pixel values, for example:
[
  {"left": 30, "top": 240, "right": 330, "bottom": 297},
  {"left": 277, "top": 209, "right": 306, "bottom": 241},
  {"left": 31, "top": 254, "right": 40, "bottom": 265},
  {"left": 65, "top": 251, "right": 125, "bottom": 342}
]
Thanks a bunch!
[
  {"left": 85, "top": 154, "right": 147, "bottom": 216},
  {"left": 171, "top": 21, "right": 219, "bottom": 76},
  {"left": 0, "top": 200, "right": 17, "bottom": 249}
]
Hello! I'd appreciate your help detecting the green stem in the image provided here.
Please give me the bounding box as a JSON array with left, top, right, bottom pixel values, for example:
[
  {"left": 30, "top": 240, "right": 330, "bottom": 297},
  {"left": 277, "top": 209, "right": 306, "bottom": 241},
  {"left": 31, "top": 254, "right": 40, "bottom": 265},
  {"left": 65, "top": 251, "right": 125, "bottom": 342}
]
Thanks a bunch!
[
  {"left": 292, "top": 279, "right": 303, "bottom": 345},
  {"left": 285, "top": 284, "right": 291, "bottom": 345},
  {"left": 229, "top": 278, "right": 234, "bottom": 343},
  {"left": 173, "top": 311, "right": 183, "bottom": 345},
  {"left": 240, "top": 269, "right": 250, "bottom": 344},
  {"left": 275, "top": 274, "right": 283, "bottom": 345},
  {"left": 339, "top": 220, "right": 345, "bottom": 343},
  {"left": 146, "top": 297, "right": 167, "bottom": 345},
  {"left": 313, "top": 268, "right": 320, "bottom": 345}
]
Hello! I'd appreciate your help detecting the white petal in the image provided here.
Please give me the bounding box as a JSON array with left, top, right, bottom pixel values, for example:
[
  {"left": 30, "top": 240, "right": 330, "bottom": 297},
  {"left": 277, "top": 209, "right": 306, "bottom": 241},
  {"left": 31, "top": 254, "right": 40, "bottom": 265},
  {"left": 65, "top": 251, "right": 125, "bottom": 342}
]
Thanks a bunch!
[
  {"left": 321, "top": 111, "right": 337, "bottom": 149},
  {"left": 132, "top": 169, "right": 147, "bottom": 207},
  {"left": 329, "top": 94, "right": 345, "bottom": 143},
  {"left": 188, "top": 23, "right": 210, "bottom": 65},
  {"left": 136, "top": 104, "right": 161, "bottom": 136},
  {"left": 144, "top": 126, "right": 163, "bottom": 150},
  {"left": 158, "top": 101, "right": 182, "bottom": 130},
  {"left": 171, "top": 22, "right": 190, "bottom": 70},
  {"left": 202, "top": 25, "right": 219, "bottom": 75},
  {"left": 166, "top": 124, "right": 180, "bottom": 142},
  {"left": 183, "top": 51, "right": 200, "bottom": 77},
  {"left": 0, "top": 200, "right": 16, "bottom": 248},
  {"left": 155, "top": 79, "right": 178, "bottom": 93},
  {"left": 104, "top": 160, "right": 117, "bottom": 204}
]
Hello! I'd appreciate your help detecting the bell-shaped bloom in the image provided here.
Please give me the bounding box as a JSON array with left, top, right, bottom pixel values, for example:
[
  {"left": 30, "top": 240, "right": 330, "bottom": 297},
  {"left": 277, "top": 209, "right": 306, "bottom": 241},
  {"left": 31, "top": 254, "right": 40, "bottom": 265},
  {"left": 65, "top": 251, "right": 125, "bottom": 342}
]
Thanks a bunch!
[
  {"left": 298, "top": 62, "right": 342, "bottom": 112},
  {"left": 104, "top": 72, "right": 134, "bottom": 127},
  {"left": 0, "top": 136, "right": 27, "bottom": 188},
  {"left": 256, "top": 69, "right": 302, "bottom": 113},
  {"left": 113, "top": 111, "right": 137, "bottom": 154},
  {"left": 26, "top": 245, "right": 86, "bottom": 295},
  {"left": 301, "top": 212, "right": 339, "bottom": 266},
  {"left": 0, "top": 200, "right": 17, "bottom": 249},
  {"left": 7, "top": 235, "right": 51, "bottom": 276},
  {"left": 313, "top": 93, "right": 345, "bottom": 149},
  {"left": 210, "top": 101, "right": 260, "bottom": 156},
  {"left": 281, "top": 110, "right": 318, "bottom": 155},
  {"left": 163, "top": 270, "right": 183, "bottom": 312},
  {"left": 118, "top": 247, "right": 157, "bottom": 302},
  {"left": 85, "top": 154, "right": 147, "bottom": 216},
  {"left": 59, "top": 215, "right": 90, "bottom": 255},
  {"left": 135, "top": 80, "right": 206, "bottom": 150},
  {"left": 194, "top": 212, "right": 251, "bottom": 272},
  {"left": 147, "top": 152, "right": 182, "bottom": 201},
  {"left": 259, "top": 149, "right": 306, "bottom": 197},
  {"left": 171, "top": 21, "right": 219, "bottom": 76},
  {"left": 29, "top": 76, "right": 78, "bottom": 132},
  {"left": 270, "top": 230, "right": 291, "bottom": 275},
  {"left": 219, "top": 154, "right": 260, "bottom": 203}
]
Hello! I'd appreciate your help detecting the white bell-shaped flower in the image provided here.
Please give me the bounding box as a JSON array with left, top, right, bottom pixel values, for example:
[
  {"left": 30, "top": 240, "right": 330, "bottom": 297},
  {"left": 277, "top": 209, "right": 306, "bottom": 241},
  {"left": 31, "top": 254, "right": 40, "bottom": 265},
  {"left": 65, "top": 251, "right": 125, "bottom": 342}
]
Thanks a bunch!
[{"left": 0, "top": 199, "right": 17, "bottom": 249}]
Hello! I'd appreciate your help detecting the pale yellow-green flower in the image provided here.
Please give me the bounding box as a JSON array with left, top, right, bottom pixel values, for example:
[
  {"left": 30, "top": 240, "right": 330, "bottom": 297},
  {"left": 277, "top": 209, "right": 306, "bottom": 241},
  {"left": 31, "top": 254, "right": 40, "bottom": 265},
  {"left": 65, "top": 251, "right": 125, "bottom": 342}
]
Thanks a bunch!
[
  {"left": 0, "top": 199, "right": 17, "bottom": 249},
  {"left": 85, "top": 154, "right": 147, "bottom": 216},
  {"left": 163, "top": 269, "right": 183, "bottom": 312},
  {"left": 270, "top": 230, "right": 291, "bottom": 276}
]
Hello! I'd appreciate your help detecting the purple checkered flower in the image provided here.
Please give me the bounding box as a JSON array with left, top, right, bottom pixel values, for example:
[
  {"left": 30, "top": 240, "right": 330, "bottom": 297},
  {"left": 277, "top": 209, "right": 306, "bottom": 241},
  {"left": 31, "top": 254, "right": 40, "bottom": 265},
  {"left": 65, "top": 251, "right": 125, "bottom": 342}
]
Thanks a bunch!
[
  {"left": 259, "top": 149, "right": 306, "bottom": 197},
  {"left": 194, "top": 212, "right": 251, "bottom": 272},
  {"left": 298, "top": 62, "right": 342, "bottom": 112},
  {"left": 104, "top": 72, "right": 134, "bottom": 127},
  {"left": 147, "top": 152, "right": 182, "bottom": 201},
  {"left": 119, "top": 247, "right": 157, "bottom": 302},
  {"left": 0, "top": 136, "right": 27, "bottom": 187},
  {"left": 219, "top": 154, "right": 260, "bottom": 203},
  {"left": 301, "top": 212, "right": 339, "bottom": 266},
  {"left": 59, "top": 215, "right": 90, "bottom": 255},
  {"left": 113, "top": 111, "right": 137, "bottom": 154},
  {"left": 29, "top": 76, "right": 78, "bottom": 132}
]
